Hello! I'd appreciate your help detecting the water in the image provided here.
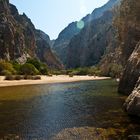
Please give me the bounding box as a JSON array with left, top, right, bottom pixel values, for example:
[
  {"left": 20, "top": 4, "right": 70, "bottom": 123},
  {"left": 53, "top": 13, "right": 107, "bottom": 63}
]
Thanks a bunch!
[{"left": 0, "top": 80, "right": 139, "bottom": 139}]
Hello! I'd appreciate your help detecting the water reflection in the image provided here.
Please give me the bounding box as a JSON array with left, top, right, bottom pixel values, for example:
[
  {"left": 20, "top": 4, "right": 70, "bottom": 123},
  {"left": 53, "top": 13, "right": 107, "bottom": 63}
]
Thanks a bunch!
[{"left": 0, "top": 80, "right": 139, "bottom": 139}]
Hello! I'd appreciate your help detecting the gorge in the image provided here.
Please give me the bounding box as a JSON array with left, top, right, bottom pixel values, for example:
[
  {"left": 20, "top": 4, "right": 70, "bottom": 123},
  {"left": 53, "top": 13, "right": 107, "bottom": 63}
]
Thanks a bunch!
[{"left": 0, "top": 0, "right": 140, "bottom": 139}]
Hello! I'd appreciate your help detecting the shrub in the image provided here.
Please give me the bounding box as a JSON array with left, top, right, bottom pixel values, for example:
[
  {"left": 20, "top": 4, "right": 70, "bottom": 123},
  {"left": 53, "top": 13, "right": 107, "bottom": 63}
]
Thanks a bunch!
[
  {"left": 76, "top": 68, "right": 89, "bottom": 75},
  {"left": 23, "top": 75, "right": 41, "bottom": 80},
  {"left": 68, "top": 68, "right": 90, "bottom": 76},
  {"left": 27, "top": 58, "right": 48, "bottom": 75},
  {"left": 32, "top": 76, "right": 41, "bottom": 80},
  {"left": 23, "top": 75, "right": 33, "bottom": 80},
  {"left": 88, "top": 67, "right": 102, "bottom": 76},
  {"left": 66, "top": 67, "right": 103, "bottom": 76},
  {"left": 5, "top": 75, "right": 41, "bottom": 81},
  {"left": 0, "top": 60, "right": 16, "bottom": 75},
  {"left": 20, "top": 63, "right": 39, "bottom": 75},
  {"left": 27, "top": 58, "right": 41, "bottom": 70},
  {"left": 5, "top": 75, "right": 15, "bottom": 80},
  {"left": 51, "top": 70, "right": 62, "bottom": 75},
  {"left": 1, "top": 70, "right": 12, "bottom": 75},
  {"left": 12, "top": 62, "right": 21, "bottom": 74},
  {"left": 15, "top": 75, "right": 24, "bottom": 80},
  {"left": 39, "top": 64, "right": 48, "bottom": 75},
  {"left": 69, "top": 73, "right": 74, "bottom": 77}
]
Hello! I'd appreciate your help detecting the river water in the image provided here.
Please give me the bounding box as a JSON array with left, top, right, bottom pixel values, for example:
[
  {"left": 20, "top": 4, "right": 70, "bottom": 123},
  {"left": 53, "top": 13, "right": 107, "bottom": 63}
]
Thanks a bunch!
[{"left": 0, "top": 80, "right": 139, "bottom": 139}]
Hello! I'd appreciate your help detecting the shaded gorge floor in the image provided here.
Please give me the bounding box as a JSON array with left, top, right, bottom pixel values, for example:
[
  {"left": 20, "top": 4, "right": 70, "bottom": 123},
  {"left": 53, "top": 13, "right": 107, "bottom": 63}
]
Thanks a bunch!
[{"left": 0, "top": 80, "right": 139, "bottom": 139}]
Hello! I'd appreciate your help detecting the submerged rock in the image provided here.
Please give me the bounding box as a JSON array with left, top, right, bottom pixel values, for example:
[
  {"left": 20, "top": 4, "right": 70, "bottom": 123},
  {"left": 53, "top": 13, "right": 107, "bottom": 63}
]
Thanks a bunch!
[{"left": 52, "top": 127, "right": 125, "bottom": 140}]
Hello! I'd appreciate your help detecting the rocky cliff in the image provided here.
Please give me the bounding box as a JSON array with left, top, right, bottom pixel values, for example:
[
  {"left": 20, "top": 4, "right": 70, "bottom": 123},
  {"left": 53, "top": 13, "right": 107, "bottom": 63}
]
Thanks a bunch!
[
  {"left": 119, "top": 41, "right": 140, "bottom": 115},
  {"left": 118, "top": 42, "right": 140, "bottom": 95},
  {"left": 35, "top": 30, "right": 63, "bottom": 69},
  {"left": 0, "top": 0, "right": 28, "bottom": 63},
  {"left": 66, "top": 11, "right": 117, "bottom": 68},
  {"left": 117, "top": 0, "right": 140, "bottom": 95},
  {"left": 52, "top": 0, "right": 120, "bottom": 65},
  {"left": 124, "top": 77, "right": 140, "bottom": 116},
  {"left": 0, "top": 0, "right": 63, "bottom": 69},
  {"left": 114, "top": 0, "right": 140, "bottom": 116}
]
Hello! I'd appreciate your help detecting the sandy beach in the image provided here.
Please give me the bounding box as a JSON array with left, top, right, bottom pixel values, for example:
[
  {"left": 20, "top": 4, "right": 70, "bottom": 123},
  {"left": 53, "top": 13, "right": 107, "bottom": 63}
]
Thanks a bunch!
[{"left": 0, "top": 75, "right": 111, "bottom": 87}]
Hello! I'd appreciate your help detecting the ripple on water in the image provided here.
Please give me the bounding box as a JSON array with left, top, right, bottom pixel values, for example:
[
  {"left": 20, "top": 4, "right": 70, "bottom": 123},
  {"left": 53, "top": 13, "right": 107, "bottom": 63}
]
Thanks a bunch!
[{"left": 0, "top": 80, "right": 139, "bottom": 139}]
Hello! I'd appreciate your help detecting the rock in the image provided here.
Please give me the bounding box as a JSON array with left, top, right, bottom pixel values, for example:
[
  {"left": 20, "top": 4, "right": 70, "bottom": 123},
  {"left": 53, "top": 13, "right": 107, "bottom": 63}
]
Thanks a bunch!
[
  {"left": 52, "top": 0, "right": 120, "bottom": 66},
  {"left": 0, "top": 0, "right": 26, "bottom": 61},
  {"left": 35, "top": 30, "right": 64, "bottom": 69},
  {"left": 66, "top": 10, "right": 117, "bottom": 68},
  {"left": 118, "top": 42, "right": 140, "bottom": 95},
  {"left": 128, "top": 135, "right": 140, "bottom": 140},
  {"left": 116, "top": 0, "right": 140, "bottom": 95},
  {"left": 124, "top": 78, "right": 140, "bottom": 116},
  {"left": 52, "top": 127, "right": 122, "bottom": 140},
  {"left": 0, "top": 0, "right": 63, "bottom": 69}
]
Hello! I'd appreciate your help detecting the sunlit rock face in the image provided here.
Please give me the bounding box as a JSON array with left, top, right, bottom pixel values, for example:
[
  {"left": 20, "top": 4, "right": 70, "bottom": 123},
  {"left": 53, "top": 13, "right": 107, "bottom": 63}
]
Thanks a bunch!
[
  {"left": 117, "top": 0, "right": 140, "bottom": 95},
  {"left": 124, "top": 78, "right": 140, "bottom": 116},
  {"left": 0, "top": 0, "right": 63, "bottom": 69},
  {"left": 0, "top": 0, "right": 27, "bottom": 61},
  {"left": 0, "top": 0, "right": 36, "bottom": 61},
  {"left": 52, "top": 0, "right": 120, "bottom": 66},
  {"left": 118, "top": 42, "right": 140, "bottom": 95}
]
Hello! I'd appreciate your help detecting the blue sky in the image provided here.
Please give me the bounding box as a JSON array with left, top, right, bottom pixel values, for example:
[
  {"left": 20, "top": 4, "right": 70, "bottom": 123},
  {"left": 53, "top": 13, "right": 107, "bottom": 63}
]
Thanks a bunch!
[{"left": 10, "top": 0, "right": 109, "bottom": 39}]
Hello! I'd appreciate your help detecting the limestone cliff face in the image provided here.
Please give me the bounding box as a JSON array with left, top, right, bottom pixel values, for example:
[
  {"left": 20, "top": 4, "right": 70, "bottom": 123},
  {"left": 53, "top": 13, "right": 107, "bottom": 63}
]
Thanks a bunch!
[
  {"left": 13, "top": 12, "right": 37, "bottom": 58},
  {"left": 124, "top": 77, "right": 140, "bottom": 116},
  {"left": 0, "top": 0, "right": 27, "bottom": 62},
  {"left": 0, "top": 0, "right": 63, "bottom": 69},
  {"left": 118, "top": 42, "right": 140, "bottom": 95},
  {"left": 117, "top": 0, "right": 140, "bottom": 95}
]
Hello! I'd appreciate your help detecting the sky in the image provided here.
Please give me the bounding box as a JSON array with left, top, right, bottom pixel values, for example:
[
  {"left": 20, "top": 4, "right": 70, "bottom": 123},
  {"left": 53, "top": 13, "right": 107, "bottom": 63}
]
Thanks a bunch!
[{"left": 10, "top": 0, "right": 109, "bottom": 40}]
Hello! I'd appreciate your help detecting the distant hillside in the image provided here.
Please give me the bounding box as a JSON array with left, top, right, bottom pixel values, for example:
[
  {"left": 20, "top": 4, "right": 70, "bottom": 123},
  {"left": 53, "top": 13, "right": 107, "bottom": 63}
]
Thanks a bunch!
[
  {"left": 66, "top": 10, "right": 117, "bottom": 68},
  {"left": 35, "top": 30, "right": 63, "bottom": 69},
  {"left": 52, "top": 0, "right": 120, "bottom": 65}
]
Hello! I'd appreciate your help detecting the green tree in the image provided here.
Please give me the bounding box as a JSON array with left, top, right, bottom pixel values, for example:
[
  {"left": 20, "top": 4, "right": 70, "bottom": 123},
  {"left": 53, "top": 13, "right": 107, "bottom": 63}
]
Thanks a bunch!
[
  {"left": 27, "top": 58, "right": 41, "bottom": 70},
  {"left": 27, "top": 58, "right": 48, "bottom": 75},
  {"left": 12, "top": 61, "right": 21, "bottom": 74},
  {"left": 39, "top": 63, "right": 48, "bottom": 75},
  {"left": 20, "top": 63, "right": 39, "bottom": 75}
]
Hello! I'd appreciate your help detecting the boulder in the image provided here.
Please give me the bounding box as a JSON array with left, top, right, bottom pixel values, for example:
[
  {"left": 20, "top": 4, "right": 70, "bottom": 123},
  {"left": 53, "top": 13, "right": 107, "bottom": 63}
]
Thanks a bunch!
[
  {"left": 124, "top": 78, "right": 140, "bottom": 116},
  {"left": 118, "top": 42, "right": 140, "bottom": 95},
  {"left": 128, "top": 135, "right": 140, "bottom": 140}
]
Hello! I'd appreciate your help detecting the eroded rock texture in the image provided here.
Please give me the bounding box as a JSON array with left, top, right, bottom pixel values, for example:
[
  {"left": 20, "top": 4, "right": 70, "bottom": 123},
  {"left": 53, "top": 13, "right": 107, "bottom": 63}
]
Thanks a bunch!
[
  {"left": 124, "top": 78, "right": 140, "bottom": 116},
  {"left": 0, "top": 0, "right": 63, "bottom": 69}
]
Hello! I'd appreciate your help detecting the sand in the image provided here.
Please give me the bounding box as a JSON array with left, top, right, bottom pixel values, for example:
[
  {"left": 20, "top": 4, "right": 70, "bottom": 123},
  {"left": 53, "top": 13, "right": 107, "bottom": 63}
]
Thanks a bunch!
[{"left": 0, "top": 75, "right": 111, "bottom": 87}]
